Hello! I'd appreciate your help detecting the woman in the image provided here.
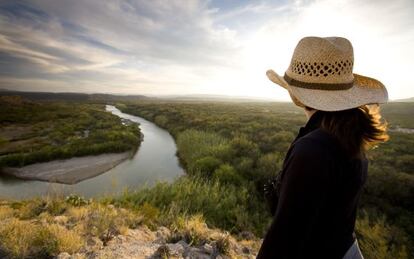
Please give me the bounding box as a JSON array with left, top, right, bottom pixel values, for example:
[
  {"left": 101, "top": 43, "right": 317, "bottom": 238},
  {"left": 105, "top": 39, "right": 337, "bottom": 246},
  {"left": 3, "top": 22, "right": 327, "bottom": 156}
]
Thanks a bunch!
[{"left": 258, "top": 37, "right": 389, "bottom": 259}]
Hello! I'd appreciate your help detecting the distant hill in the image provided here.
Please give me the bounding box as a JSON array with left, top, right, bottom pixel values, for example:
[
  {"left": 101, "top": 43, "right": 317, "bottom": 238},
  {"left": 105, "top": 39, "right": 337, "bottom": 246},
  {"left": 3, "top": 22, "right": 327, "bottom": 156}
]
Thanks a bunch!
[
  {"left": 392, "top": 97, "right": 414, "bottom": 102},
  {"left": 0, "top": 90, "right": 283, "bottom": 103},
  {"left": 0, "top": 89, "right": 148, "bottom": 102},
  {"left": 0, "top": 95, "right": 35, "bottom": 106},
  {"left": 157, "top": 94, "right": 280, "bottom": 102}
]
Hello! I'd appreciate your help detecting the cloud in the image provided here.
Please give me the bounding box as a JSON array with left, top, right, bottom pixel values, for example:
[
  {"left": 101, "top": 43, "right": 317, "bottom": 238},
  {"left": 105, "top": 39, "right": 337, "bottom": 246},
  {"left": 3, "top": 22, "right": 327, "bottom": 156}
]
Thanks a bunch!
[
  {"left": 0, "top": 0, "right": 242, "bottom": 93},
  {"left": 0, "top": 0, "right": 413, "bottom": 99},
  {"left": 230, "top": 0, "right": 414, "bottom": 99}
]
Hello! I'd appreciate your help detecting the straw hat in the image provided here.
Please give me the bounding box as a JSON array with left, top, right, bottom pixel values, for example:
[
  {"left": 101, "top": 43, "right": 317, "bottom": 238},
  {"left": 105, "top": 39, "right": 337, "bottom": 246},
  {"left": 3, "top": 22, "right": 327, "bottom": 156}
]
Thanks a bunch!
[{"left": 266, "top": 36, "right": 388, "bottom": 111}]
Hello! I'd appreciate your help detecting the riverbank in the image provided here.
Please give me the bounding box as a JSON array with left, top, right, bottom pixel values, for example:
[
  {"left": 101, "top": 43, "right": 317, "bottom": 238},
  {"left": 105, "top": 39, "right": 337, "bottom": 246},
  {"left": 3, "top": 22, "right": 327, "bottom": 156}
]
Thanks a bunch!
[
  {"left": 0, "top": 98, "right": 141, "bottom": 168},
  {"left": 0, "top": 105, "right": 183, "bottom": 199},
  {"left": 1, "top": 152, "right": 132, "bottom": 184}
]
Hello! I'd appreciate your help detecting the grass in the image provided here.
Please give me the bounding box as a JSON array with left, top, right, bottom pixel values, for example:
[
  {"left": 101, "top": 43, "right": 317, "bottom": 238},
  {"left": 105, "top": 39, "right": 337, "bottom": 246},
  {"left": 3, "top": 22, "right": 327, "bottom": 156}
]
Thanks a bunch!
[
  {"left": 0, "top": 189, "right": 250, "bottom": 258},
  {"left": 0, "top": 197, "right": 138, "bottom": 257},
  {"left": 0, "top": 97, "right": 142, "bottom": 167},
  {"left": 118, "top": 100, "right": 414, "bottom": 258},
  {"left": 356, "top": 210, "right": 410, "bottom": 259},
  {"left": 167, "top": 214, "right": 230, "bottom": 255},
  {"left": 0, "top": 179, "right": 410, "bottom": 258},
  {"left": 170, "top": 214, "right": 210, "bottom": 246},
  {"left": 0, "top": 218, "right": 83, "bottom": 258},
  {"left": 111, "top": 176, "right": 269, "bottom": 236}
]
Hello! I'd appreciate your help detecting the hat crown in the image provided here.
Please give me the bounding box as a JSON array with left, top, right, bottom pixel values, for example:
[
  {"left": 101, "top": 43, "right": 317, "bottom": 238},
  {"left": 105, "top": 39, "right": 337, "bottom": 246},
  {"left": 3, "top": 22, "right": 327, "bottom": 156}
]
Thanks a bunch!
[
  {"left": 286, "top": 37, "right": 354, "bottom": 85},
  {"left": 266, "top": 36, "right": 388, "bottom": 111}
]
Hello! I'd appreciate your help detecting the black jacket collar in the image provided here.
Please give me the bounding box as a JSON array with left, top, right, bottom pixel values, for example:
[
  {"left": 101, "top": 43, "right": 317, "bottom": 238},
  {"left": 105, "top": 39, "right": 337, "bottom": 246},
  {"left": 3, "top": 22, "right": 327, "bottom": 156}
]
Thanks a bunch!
[{"left": 295, "top": 110, "right": 324, "bottom": 141}]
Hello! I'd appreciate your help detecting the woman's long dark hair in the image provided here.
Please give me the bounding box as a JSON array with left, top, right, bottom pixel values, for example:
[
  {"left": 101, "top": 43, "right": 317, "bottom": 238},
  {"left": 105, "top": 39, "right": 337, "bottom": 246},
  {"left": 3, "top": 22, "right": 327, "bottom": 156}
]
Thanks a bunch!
[{"left": 311, "top": 105, "right": 389, "bottom": 158}]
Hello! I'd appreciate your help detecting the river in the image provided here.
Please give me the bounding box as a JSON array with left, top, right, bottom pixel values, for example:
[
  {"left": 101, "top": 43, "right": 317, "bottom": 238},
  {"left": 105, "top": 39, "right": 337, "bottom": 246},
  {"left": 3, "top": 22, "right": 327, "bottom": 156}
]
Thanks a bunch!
[{"left": 0, "top": 105, "right": 184, "bottom": 199}]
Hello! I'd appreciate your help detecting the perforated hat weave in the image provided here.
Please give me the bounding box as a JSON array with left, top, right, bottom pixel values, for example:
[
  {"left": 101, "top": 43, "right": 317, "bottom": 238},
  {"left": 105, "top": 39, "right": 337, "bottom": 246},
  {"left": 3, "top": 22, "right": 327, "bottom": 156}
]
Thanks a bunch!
[{"left": 266, "top": 36, "right": 388, "bottom": 111}]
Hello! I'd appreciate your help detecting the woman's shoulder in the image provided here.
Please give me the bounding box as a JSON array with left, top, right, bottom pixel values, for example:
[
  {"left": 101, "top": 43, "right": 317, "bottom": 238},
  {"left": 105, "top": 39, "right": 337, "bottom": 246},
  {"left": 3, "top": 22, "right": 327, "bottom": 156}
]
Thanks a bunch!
[
  {"left": 291, "top": 128, "right": 367, "bottom": 168},
  {"left": 293, "top": 128, "right": 342, "bottom": 155}
]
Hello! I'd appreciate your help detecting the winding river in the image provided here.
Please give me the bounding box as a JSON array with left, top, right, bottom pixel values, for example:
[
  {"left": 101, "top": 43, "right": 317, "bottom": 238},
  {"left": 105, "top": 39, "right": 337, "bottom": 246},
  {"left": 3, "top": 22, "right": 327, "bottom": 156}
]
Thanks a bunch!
[{"left": 0, "top": 105, "right": 184, "bottom": 199}]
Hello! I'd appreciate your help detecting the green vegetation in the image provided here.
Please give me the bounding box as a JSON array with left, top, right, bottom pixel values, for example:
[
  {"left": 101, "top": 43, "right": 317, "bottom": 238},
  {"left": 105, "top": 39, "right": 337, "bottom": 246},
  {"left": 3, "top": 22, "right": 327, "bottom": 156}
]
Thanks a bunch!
[
  {"left": 0, "top": 195, "right": 251, "bottom": 258},
  {"left": 112, "top": 176, "right": 268, "bottom": 234},
  {"left": 0, "top": 218, "right": 83, "bottom": 258},
  {"left": 0, "top": 196, "right": 142, "bottom": 257},
  {"left": 0, "top": 95, "right": 412, "bottom": 258},
  {"left": 117, "top": 100, "right": 414, "bottom": 258},
  {"left": 0, "top": 96, "right": 142, "bottom": 167}
]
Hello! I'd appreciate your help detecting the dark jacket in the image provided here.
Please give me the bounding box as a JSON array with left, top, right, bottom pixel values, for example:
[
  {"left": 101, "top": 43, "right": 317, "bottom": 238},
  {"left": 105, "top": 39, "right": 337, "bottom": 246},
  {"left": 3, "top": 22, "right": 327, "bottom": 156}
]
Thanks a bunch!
[{"left": 257, "top": 111, "right": 368, "bottom": 259}]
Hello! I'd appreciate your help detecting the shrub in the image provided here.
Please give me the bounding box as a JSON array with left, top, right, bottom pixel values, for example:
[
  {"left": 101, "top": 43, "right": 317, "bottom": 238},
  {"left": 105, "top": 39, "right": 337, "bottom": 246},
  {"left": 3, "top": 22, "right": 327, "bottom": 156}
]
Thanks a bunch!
[
  {"left": 0, "top": 206, "right": 14, "bottom": 220},
  {"left": 113, "top": 176, "right": 269, "bottom": 235},
  {"left": 170, "top": 214, "right": 209, "bottom": 246},
  {"left": 43, "top": 224, "right": 84, "bottom": 255},
  {"left": 83, "top": 203, "right": 143, "bottom": 244},
  {"left": 356, "top": 211, "right": 409, "bottom": 259},
  {"left": 213, "top": 233, "right": 231, "bottom": 255},
  {"left": 137, "top": 202, "right": 159, "bottom": 227},
  {"left": 65, "top": 206, "right": 89, "bottom": 222},
  {"left": 176, "top": 130, "right": 232, "bottom": 174},
  {"left": 0, "top": 219, "right": 83, "bottom": 258},
  {"left": 213, "top": 164, "right": 244, "bottom": 185},
  {"left": 85, "top": 204, "right": 122, "bottom": 244},
  {"left": 193, "top": 156, "right": 222, "bottom": 177},
  {"left": 45, "top": 198, "right": 67, "bottom": 216},
  {"left": 0, "top": 219, "right": 33, "bottom": 258},
  {"left": 65, "top": 194, "right": 90, "bottom": 207},
  {"left": 16, "top": 199, "right": 47, "bottom": 219}
]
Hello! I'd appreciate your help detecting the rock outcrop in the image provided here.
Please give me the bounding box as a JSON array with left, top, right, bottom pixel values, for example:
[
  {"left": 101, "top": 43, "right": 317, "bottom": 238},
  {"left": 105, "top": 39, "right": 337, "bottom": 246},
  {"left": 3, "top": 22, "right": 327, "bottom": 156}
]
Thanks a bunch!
[{"left": 56, "top": 225, "right": 259, "bottom": 259}]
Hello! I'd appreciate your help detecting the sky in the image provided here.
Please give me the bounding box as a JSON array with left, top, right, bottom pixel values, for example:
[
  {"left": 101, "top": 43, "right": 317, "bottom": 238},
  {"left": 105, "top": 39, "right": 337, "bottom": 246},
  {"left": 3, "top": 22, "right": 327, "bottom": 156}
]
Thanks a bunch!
[{"left": 0, "top": 0, "right": 413, "bottom": 100}]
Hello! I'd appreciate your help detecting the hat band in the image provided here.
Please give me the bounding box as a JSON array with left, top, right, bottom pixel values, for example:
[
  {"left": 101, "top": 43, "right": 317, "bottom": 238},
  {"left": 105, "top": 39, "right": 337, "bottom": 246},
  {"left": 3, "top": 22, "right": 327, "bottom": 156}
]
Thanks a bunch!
[{"left": 284, "top": 73, "right": 354, "bottom": 90}]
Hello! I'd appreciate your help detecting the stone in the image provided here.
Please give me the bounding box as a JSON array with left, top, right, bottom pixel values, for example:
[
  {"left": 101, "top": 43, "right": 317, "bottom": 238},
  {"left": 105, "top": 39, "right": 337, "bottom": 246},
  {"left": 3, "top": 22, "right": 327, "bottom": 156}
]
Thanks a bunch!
[
  {"left": 184, "top": 247, "right": 211, "bottom": 259},
  {"left": 153, "top": 244, "right": 170, "bottom": 258},
  {"left": 202, "top": 243, "right": 214, "bottom": 254},
  {"left": 177, "top": 240, "right": 189, "bottom": 248},
  {"left": 56, "top": 252, "right": 70, "bottom": 259},
  {"left": 156, "top": 226, "right": 171, "bottom": 239},
  {"left": 55, "top": 253, "right": 85, "bottom": 259},
  {"left": 167, "top": 243, "right": 185, "bottom": 256},
  {"left": 242, "top": 246, "right": 250, "bottom": 254},
  {"left": 239, "top": 231, "right": 255, "bottom": 240},
  {"left": 87, "top": 236, "right": 104, "bottom": 250},
  {"left": 154, "top": 226, "right": 172, "bottom": 244},
  {"left": 53, "top": 215, "right": 68, "bottom": 225}
]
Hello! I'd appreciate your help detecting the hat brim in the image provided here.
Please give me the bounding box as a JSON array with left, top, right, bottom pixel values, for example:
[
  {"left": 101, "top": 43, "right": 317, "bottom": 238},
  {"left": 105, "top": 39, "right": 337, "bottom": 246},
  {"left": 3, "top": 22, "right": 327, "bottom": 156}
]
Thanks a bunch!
[{"left": 266, "top": 69, "right": 388, "bottom": 111}]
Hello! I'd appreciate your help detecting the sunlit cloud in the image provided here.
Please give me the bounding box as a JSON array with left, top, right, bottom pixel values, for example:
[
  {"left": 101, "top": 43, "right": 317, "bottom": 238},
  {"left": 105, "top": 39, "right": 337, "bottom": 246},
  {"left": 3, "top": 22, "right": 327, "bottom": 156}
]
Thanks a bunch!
[{"left": 0, "top": 0, "right": 413, "bottom": 100}]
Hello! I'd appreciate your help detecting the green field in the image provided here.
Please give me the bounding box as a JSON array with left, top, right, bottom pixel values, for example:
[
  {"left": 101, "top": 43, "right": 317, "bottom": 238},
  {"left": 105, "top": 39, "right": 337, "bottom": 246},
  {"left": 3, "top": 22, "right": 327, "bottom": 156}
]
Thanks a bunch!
[
  {"left": 116, "top": 100, "right": 414, "bottom": 258},
  {"left": 0, "top": 96, "right": 142, "bottom": 167},
  {"left": 0, "top": 96, "right": 413, "bottom": 258}
]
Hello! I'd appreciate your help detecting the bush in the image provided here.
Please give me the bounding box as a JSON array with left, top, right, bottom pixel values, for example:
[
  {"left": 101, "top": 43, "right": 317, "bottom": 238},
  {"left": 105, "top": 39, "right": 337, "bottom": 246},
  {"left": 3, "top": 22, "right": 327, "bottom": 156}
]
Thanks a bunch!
[
  {"left": 194, "top": 156, "right": 222, "bottom": 177},
  {"left": 85, "top": 204, "right": 124, "bottom": 244},
  {"left": 83, "top": 203, "right": 142, "bottom": 244},
  {"left": 113, "top": 176, "right": 269, "bottom": 235},
  {"left": 0, "top": 219, "right": 33, "bottom": 258},
  {"left": 170, "top": 214, "right": 209, "bottom": 246},
  {"left": 65, "top": 194, "right": 90, "bottom": 207},
  {"left": 45, "top": 198, "right": 67, "bottom": 216},
  {"left": 213, "top": 233, "right": 231, "bottom": 255},
  {"left": 15, "top": 199, "right": 47, "bottom": 219},
  {"left": 176, "top": 130, "right": 232, "bottom": 174},
  {"left": 0, "top": 206, "right": 14, "bottom": 220},
  {"left": 0, "top": 102, "right": 142, "bottom": 167},
  {"left": 213, "top": 164, "right": 244, "bottom": 185},
  {"left": 356, "top": 211, "right": 409, "bottom": 259},
  {"left": 0, "top": 219, "right": 83, "bottom": 258}
]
